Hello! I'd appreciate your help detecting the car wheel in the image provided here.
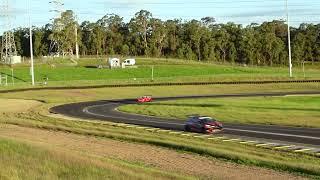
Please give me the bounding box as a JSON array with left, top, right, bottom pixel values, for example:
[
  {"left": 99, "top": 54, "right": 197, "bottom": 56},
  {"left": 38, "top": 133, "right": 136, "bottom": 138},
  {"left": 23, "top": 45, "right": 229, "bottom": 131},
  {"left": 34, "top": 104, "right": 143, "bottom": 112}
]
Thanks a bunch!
[
  {"left": 184, "top": 125, "right": 191, "bottom": 132},
  {"left": 201, "top": 127, "right": 207, "bottom": 134}
]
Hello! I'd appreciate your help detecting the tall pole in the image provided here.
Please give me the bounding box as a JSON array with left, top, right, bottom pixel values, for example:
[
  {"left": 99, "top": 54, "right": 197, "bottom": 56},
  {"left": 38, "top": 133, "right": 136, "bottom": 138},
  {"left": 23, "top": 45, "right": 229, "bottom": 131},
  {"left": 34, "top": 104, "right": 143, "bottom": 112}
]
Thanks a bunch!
[
  {"left": 28, "top": 0, "right": 35, "bottom": 85},
  {"left": 75, "top": 24, "right": 79, "bottom": 59},
  {"left": 286, "top": 0, "right": 293, "bottom": 77}
]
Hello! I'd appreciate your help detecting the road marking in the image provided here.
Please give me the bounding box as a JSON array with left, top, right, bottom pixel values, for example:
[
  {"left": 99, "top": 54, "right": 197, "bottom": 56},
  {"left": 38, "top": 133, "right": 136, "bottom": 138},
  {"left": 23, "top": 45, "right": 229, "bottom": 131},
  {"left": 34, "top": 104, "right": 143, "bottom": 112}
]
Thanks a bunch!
[
  {"left": 146, "top": 128, "right": 159, "bottom": 131},
  {"left": 294, "top": 149, "right": 313, "bottom": 153},
  {"left": 82, "top": 103, "right": 320, "bottom": 155},
  {"left": 208, "top": 137, "right": 225, "bottom": 140},
  {"left": 136, "top": 126, "right": 149, "bottom": 129},
  {"left": 114, "top": 123, "right": 127, "bottom": 127},
  {"left": 125, "top": 125, "right": 138, "bottom": 128},
  {"left": 169, "top": 131, "right": 182, "bottom": 135},
  {"left": 223, "top": 139, "right": 240, "bottom": 142},
  {"left": 240, "top": 141, "right": 257, "bottom": 144},
  {"left": 86, "top": 105, "right": 320, "bottom": 142},
  {"left": 194, "top": 136, "right": 205, "bottom": 138},
  {"left": 256, "top": 143, "right": 274, "bottom": 147},
  {"left": 225, "top": 128, "right": 320, "bottom": 141},
  {"left": 157, "top": 130, "right": 171, "bottom": 133},
  {"left": 274, "top": 145, "right": 294, "bottom": 149},
  {"left": 198, "top": 135, "right": 211, "bottom": 138}
]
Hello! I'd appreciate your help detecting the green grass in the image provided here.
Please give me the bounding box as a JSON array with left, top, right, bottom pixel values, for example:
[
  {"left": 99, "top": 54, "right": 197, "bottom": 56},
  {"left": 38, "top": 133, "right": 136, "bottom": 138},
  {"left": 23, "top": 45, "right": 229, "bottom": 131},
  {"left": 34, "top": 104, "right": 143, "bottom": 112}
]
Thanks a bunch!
[
  {"left": 0, "top": 83, "right": 319, "bottom": 104},
  {"left": 0, "top": 138, "right": 191, "bottom": 180},
  {"left": 1, "top": 84, "right": 320, "bottom": 178},
  {"left": 0, "top": 58, "right": 319, "bottom": 88},
  {"left": 119, "top": 96, "right": 320, "bottom": 128},
  {"left": 1, "top": 109, "right": 320, "bottom": 178}
]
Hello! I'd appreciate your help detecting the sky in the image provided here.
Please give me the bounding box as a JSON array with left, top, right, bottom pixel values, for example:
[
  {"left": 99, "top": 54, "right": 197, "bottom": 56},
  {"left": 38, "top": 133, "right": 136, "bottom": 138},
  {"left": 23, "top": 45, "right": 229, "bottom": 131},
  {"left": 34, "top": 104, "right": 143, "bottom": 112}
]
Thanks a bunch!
[{"left": 1, "top": 0, "right": 320, "bottom": 33}]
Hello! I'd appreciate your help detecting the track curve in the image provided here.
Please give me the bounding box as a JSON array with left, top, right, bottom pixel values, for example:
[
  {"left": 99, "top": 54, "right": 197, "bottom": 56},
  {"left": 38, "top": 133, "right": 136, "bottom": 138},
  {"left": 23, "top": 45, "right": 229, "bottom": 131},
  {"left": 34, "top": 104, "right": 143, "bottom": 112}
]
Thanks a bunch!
[{"left": 50, "top": 91, "right": 320, "bottom": 146}]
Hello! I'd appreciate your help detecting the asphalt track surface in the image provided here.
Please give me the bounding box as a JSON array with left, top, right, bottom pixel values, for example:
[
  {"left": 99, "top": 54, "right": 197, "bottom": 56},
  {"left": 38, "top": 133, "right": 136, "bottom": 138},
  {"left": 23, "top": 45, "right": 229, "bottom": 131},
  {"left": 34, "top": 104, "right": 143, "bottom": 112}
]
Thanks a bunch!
[{"left": 50, "top": 91, "right": 320, "bottom": 146}]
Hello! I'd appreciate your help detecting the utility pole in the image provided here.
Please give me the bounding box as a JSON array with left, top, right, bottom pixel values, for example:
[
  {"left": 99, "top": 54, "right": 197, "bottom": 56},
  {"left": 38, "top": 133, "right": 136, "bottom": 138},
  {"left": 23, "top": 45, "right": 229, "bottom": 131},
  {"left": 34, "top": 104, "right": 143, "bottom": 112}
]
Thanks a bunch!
[
  {"left": 286, "top": 0, "right": 293, "bottom": 77},
  {"left": 28, "top": 0, "right": 35, "bottom": 85},
  {"left": 75, "top": 24, "right": 79, "bottom": 59}
]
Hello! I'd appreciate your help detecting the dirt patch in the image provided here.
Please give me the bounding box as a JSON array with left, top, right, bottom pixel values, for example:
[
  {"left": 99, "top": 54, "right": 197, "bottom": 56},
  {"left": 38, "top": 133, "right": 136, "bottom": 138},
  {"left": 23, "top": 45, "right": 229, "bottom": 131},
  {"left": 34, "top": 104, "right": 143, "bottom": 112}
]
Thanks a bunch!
[
  {"left": 0, "top": 99, "right": 42, "bottom": 113},
  {"left": 0, "top": 124, "right": 306, "bottom": 180}
]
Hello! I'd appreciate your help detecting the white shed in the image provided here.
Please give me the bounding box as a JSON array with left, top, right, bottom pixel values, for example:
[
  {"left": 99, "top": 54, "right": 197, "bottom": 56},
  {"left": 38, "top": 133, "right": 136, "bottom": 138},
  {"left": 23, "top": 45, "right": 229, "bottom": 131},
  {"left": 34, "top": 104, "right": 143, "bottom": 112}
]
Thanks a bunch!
[
  {"left": 108, "top": 58, "right": 121, "bottom": 69},
  {"left": 3, "top": 56, "right": 21, "bottom": 64}
]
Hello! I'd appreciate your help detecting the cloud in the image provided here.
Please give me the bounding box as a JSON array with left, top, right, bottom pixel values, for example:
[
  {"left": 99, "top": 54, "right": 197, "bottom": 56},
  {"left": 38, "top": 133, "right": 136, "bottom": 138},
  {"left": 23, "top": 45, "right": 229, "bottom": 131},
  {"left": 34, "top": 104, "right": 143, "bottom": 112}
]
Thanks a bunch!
[
  {"left": 229, "top": 8, "right": 319, "bottom": 18},
  {"left": 97, "top": 0, "right": 160, "bottom": 6}
]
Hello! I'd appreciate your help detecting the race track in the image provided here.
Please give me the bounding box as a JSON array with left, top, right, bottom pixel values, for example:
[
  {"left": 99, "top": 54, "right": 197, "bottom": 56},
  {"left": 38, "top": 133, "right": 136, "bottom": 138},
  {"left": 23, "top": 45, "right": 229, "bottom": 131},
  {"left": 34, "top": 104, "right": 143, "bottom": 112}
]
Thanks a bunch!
[{"left": 50, "top": 91, "right": 320, "bottom": 146}]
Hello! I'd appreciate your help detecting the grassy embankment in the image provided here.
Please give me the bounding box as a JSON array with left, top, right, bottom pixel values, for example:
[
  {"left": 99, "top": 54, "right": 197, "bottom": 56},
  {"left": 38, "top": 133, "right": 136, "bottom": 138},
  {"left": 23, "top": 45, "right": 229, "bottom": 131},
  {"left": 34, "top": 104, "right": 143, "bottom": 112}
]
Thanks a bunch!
[
  {"left": 0, "top": 58, "right": 319, "bottom": 88},
  {"left": 119, "top": 95, "right": 320, "bottom": 128},
  {"left": 0, "top": 83, "right": 320, "bottom": 178},
  {"left": 0, "top": 138, "right": 190, "bottom": 180}
]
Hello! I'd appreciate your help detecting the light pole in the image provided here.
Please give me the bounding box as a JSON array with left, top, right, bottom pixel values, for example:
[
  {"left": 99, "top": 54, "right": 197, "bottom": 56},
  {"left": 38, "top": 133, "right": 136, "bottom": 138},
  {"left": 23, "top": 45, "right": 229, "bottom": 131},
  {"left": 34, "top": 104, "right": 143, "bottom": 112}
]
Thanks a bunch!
[
  {"left": 286, "top": 0, "right": 293, "bottom": 77},
  {"left": 74, "top": 15, "right": 79, "bottom": 59},
  {"left": 75, "top": 24, "right": 79, "bottom": 59},
  {"left": 28, "top": 0, "right": 35, "bottom": 85}
]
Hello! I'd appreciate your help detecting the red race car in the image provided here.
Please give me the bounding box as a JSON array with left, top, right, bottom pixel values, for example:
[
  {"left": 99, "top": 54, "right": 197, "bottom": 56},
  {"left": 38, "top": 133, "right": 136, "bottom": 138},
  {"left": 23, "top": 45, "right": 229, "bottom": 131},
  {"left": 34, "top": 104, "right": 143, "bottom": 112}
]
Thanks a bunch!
[
  {"left": 137, "top": 95, "right": 153, "bottom": 103},
  {"left": 184, "top": 116, "right": 223, "bottom": 134}
]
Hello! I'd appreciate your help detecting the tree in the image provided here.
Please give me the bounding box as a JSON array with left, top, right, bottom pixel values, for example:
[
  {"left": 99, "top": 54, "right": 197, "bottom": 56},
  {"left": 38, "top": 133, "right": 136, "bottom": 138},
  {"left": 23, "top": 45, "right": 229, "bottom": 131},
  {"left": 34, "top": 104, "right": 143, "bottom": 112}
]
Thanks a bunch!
[
  {"left": 149, "top": 18, "right": 167, "bottom": 57},
  {"left": 51, "top": 10, "right": 78, "bottom": 56},
  {"left": 164, "top": 19, "right": 181, "bottom": 57},
  {"left": 129, "top": 10, "right": 152, "bottom": 56},
  {"left": 33, "top": 27, "right": 49, "bottom": 56},
  {"left": 214, "top": 25, "right": 230, "bottom": 63},
  {"left": 97, "top": 14, "right": 125, "bottom": 55},
  {"left": 185, "top": 20, "right": 204, "bottom": 61},
  {"left": 239, "top": 24, "right": 259, "bottom": 65},
  {"left": 9, "top": 9, "right": 320, "bottom": 67},
  {"left": 201, "top": 17, "right": 215, "bottom": 27}
]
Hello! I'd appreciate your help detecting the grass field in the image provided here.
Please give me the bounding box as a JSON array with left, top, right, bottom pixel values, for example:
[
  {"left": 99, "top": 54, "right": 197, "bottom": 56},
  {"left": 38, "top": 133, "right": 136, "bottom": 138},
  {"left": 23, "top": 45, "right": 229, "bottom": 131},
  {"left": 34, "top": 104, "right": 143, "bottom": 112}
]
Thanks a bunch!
[
  {"left": 0, "top": 138, "right": 191, "bottom": 180},
  {"left": 119, "top": 96, "right": 320, "bottom": 128},
  {"left": 0, "top": 58, "right": 319, "bottom": 88},
  {"left": 0, "top": 81, "right": 320, "bottom": 178}
]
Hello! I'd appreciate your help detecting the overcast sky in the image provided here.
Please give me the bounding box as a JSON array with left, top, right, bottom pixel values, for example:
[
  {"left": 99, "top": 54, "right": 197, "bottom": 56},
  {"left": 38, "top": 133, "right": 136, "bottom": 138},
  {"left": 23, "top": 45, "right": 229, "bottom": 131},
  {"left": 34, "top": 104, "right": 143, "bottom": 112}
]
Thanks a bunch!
[{"left": 1, "top": 0, "right": 319, "bottom": 33}]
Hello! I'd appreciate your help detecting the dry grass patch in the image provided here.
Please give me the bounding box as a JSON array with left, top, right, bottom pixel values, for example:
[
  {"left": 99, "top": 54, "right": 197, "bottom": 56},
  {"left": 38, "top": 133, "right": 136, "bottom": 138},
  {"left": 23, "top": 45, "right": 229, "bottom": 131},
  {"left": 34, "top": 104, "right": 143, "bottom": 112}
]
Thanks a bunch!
[{"left": 0, "top": 99, "right": 42, "bottom": 113}]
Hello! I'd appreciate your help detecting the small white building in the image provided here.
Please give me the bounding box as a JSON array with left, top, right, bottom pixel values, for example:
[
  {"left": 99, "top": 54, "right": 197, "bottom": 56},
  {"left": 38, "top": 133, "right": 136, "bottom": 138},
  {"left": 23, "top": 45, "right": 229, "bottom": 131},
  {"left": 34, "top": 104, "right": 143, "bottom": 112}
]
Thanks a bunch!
[
  {"left": 3, "top": 56, "right": 21, "bottom": 64},
  {"left": 108, "top": 58, "right": 121, "bottom": 69}
]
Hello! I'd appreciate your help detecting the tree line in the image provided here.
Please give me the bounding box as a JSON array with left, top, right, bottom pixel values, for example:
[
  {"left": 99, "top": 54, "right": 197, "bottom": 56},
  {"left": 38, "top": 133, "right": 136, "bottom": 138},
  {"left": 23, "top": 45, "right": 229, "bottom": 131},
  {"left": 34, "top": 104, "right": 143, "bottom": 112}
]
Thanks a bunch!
[{"left": 2, "top": 9, "right": 320, "bottom": 66}]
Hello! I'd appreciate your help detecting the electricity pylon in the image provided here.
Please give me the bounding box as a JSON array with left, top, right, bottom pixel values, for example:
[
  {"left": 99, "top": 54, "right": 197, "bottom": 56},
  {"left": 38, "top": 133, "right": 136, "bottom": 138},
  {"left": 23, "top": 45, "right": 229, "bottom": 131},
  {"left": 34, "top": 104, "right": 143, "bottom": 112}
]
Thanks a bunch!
[
  {"left": 49, "top": 0, "right": 64, "bottom": 56},
  {"left": 0, "top": 0, "right": 17, "bottom": 64}
]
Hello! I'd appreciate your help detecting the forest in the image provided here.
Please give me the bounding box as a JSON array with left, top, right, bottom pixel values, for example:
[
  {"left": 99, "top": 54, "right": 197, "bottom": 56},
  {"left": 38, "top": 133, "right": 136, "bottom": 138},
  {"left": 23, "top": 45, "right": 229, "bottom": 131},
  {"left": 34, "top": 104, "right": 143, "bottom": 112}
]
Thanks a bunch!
[{"left": 2, "top": 9, "right": 320, "bottom": 66}]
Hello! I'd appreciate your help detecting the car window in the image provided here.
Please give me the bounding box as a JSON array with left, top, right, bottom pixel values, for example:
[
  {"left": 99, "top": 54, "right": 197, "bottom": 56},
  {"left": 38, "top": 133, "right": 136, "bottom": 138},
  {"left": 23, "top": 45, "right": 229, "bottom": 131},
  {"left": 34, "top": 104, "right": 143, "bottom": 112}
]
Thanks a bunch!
[{"left": 201, "top": 118, "right": 215, "bottom": 123}]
